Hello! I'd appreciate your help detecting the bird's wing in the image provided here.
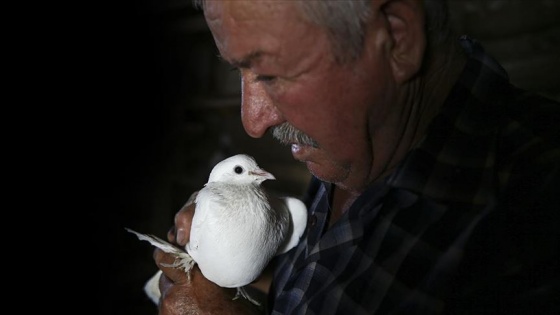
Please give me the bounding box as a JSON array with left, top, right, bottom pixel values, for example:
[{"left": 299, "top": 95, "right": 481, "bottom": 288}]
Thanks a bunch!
[
  {"left": 275, "top": 196, "right": 308, "bottom": 255},
  {"left": 125, "top": 227, "right": 186, "bottom": 256},
  {"left": 189, "top": 187, "right": 222, "bottom": 251}
]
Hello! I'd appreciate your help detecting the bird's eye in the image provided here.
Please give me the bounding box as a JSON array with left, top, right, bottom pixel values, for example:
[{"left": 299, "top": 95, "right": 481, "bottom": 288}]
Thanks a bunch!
[{"left": 234, "top": 166, "right": 244, "bottom": 174}]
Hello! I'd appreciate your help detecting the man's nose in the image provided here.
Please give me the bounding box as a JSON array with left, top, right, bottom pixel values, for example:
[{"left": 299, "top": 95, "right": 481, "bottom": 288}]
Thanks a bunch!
[{"left": 240, "top": 78, "right": 284, "bottom": 138}]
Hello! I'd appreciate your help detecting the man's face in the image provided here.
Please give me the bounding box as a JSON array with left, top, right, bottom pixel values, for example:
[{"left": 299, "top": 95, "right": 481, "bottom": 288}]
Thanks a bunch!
[{"left": 204, "top": 1, "right": 400, "bottom": 192}]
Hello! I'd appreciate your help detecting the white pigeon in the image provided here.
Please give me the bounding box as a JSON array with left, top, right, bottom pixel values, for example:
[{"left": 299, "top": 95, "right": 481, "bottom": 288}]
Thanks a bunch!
[{"left": 126, "top": 153, "right": 307, "bottom": 305}]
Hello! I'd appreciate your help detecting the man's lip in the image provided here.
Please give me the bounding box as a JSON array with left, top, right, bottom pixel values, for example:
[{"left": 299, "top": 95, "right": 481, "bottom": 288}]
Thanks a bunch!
[{"left": 291, "top": 143, "right": 312, "bottom": 161}]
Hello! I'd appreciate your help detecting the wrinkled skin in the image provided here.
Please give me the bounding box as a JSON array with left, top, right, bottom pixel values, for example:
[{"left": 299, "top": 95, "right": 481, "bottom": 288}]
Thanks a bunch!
[
  {"left": 154, "top": 0, "right": 466, "bottom": 313},
  {"left": 205, "top": 0, "right": 398, "bottom": 193}
]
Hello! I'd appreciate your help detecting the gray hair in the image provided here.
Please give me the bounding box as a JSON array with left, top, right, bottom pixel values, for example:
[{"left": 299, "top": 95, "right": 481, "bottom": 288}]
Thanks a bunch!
[{"left": 192, "top": 0, "right": 451, "bottom": 63}]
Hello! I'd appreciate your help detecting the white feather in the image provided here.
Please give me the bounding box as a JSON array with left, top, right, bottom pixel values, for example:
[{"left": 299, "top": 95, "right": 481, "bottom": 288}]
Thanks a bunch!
[{"left": 125, "top": 228, "right": 185, "bottom": 257}]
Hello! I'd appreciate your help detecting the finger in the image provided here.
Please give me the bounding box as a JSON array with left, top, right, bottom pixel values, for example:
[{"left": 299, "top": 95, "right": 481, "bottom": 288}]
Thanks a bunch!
[
  {"left": 153, "top": 249, "right": 189, "bottom": 284},
  {"left": 174, "top": 197, "right": 197, "bottom": 246},
  {"left": 166, "top": 191, "right": 199, "bottom": 244},
  {"left": 166, "top": 226, "right": 176, "bottom": 243},
  {"left": 158, "top": 273, "right": 174, "bottom": 298}
]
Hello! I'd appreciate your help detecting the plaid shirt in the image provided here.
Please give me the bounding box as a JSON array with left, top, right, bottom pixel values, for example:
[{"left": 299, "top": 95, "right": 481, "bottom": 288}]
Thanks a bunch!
[{"left": 267, "top": 37, "right": 560, "bottom": 314}]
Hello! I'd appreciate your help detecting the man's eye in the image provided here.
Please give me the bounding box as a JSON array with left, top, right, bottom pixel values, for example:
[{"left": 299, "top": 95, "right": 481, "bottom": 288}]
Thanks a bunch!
[
  {"left": 230, "top": 67, "right": 241, "bottom": 77},
  {"left": 255, "top": 75, "right": 277, "bottom": 83}
]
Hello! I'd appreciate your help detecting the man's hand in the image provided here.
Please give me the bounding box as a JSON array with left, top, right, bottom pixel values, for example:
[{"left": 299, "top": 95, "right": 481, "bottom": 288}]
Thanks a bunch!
[{"left": 154, "top": 193, "right": 262, "bottom": 314}]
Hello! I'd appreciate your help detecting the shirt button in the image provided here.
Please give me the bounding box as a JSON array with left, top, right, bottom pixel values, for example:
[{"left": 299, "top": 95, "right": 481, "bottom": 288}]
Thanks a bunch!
[{"left": 308, "top": 214, "right": 317, "bottom": 227}]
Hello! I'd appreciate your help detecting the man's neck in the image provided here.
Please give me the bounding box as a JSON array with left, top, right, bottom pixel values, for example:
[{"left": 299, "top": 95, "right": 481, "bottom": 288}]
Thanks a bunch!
[
  {"left": 329, "top": 42, "right": 467, "bottom": 228},
  {"left": 412, "top": 41, "right": 467, "bottom": 147},
  {"left": 390, "top": 41, "right": 467, "bottom": 167},
  {"left": 328, "top": 185, "right": 359, "bottom": 228}
]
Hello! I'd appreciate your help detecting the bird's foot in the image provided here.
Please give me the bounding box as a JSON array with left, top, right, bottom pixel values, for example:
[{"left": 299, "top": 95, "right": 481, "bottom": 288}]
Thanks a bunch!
[
  {"left": 159, "top": 254, "right": 196, "bottom": 280},
  {"left": 233, "top": 287, "right": 261, "bottom": 306}
]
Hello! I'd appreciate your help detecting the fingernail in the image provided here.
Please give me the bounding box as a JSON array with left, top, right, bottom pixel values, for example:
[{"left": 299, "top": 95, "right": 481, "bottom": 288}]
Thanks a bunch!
[
  {"left": 168, "top": 226, "right": 176, "bottom": 239},
  {"left": 176, "top": 228, "right": 186, "bottom": 245}
]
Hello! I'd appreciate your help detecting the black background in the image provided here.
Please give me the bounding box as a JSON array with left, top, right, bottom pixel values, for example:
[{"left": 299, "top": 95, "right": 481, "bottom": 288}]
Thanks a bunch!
[{"left": 67, "top": 1, "right": 187, "bottom": 314}]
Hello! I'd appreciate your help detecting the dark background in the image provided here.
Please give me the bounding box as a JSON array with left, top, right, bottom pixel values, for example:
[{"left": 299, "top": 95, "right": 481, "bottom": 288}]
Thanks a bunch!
[
  {"left": 63, "top": 1, "right": 560, "bottom": 314},
  {"left": 76, "top": 1, "right": 309, "bottom": 314}
]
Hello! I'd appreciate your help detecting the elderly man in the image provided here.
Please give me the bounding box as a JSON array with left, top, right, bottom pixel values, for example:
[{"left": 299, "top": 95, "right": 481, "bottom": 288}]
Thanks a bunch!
[{"left": 152, "top": 1, "right": 559, "bottom": 314}]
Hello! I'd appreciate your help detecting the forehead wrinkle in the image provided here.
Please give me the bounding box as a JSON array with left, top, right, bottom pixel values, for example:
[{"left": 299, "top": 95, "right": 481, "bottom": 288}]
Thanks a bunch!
[
  {"left": 207, "top": 1, "right": 303, "bottom": 69},
  {"left": 220, "top": 51, "right": 265, "bottom": 69}
]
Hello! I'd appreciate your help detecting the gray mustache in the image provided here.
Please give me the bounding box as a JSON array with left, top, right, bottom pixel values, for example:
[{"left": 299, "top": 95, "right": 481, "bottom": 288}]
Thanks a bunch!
[{"left": 272, "top": 122, "right": 319, "bottom": 148}]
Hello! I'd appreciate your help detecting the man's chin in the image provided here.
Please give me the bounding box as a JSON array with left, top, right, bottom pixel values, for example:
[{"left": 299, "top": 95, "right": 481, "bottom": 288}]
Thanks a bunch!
[{"left": 291, "top": 146, "right": 325, "bottom": 178}]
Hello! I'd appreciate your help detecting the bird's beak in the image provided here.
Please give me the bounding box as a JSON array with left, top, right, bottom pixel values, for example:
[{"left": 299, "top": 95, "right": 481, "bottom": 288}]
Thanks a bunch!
[{"left": 249, "top": 170, "right": 276, "bottom": 180}]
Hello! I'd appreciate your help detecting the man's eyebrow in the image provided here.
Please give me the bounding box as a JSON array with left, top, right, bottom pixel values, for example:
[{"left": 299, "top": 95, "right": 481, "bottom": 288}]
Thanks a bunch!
[{"left": 219, "top": 51, "right": 263, "bottom": 68}]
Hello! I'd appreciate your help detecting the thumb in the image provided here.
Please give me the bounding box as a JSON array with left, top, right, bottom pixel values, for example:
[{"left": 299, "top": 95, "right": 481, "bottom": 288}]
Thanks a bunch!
[{"left": 167, "top": 192, "right": 198, "bottom": 245}]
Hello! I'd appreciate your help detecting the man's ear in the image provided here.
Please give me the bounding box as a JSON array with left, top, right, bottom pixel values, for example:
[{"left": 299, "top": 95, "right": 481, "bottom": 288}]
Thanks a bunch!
[{"left": 378, "top": 0, "right": 426, "bottom": 84}]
